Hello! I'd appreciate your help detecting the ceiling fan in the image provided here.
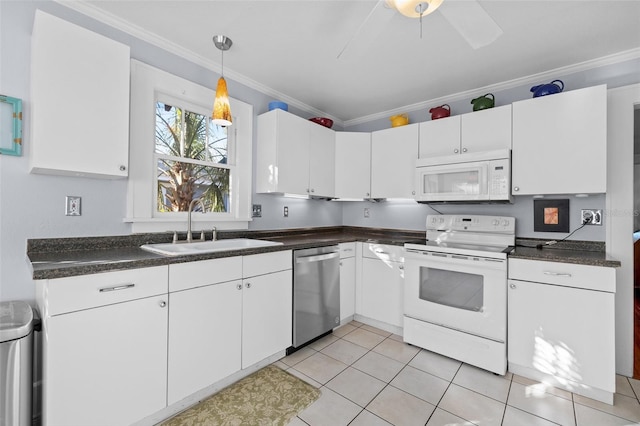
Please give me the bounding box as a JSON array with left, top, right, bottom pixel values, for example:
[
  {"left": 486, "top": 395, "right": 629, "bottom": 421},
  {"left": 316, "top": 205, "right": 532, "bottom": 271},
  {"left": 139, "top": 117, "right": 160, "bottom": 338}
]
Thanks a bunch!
[{"left": 337, "top": 0, "right": 503, "bottom": 59}]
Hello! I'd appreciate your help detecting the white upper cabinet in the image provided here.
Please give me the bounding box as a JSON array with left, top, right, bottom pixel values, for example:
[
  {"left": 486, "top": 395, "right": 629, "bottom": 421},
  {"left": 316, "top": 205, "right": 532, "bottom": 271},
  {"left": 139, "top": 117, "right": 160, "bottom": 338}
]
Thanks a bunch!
[
  {"left": 30, "top": 10, "right": 130, "bottom": 178},
  {"left": 419, "top": 106, "right": 512, "bottom": 158},
  {"left": 371, "top": 124, "right": 419, "bottom": 199},
  {"left": 419, "top": 116, "right": 461, "bottom": 157},
  {"left": 461, "top": 105, "right": 512, "bottom": 153},
  {"left": 256, "top": 109, "right": 335, "bottom": 198},
  {"left": 335, "top": 132, "right": 372, "bottom": 199},
  {"left": 511, "top": 85, "right": 607, "bottom": 195},
  {"left": 308, "top": 122, "right": 336, "bottom": 197}
]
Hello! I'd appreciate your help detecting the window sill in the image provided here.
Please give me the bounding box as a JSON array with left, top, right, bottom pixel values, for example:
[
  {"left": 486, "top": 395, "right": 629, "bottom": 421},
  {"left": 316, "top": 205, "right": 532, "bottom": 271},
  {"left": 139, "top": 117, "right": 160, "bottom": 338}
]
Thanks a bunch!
[{"left": 124, "top": 217, "right": 251, "bottom": 234}]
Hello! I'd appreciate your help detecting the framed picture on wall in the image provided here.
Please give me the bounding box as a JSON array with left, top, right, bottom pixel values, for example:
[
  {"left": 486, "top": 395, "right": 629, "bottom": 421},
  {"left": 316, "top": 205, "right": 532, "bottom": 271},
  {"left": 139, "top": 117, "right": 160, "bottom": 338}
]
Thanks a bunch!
[
  {"left": 534, "top": 199, "right": 570, "bottom": 233},
  {"left": 0, "top": 94, "right": 22, "bottom": 156}
]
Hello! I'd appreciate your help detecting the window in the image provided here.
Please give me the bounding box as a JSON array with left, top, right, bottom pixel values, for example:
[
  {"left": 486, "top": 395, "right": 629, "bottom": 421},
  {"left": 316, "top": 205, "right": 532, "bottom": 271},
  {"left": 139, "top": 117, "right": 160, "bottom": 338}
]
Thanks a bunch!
[
  {"left": 155, "top": 101, "right": 231, "bottom": 214},
  {"left": 127, "top": 60, "right": 253, "bottom": 233}
]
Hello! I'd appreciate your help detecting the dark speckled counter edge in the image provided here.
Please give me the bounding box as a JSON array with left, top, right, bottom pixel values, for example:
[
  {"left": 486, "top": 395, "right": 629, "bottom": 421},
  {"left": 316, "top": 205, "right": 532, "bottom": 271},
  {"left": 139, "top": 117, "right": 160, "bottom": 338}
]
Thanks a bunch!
[
  {"left": 27, "top": 226, "right": 426, "bottom": 280},
  {"left": 509, "top": 238, "right": 620, "bottom": 268}
]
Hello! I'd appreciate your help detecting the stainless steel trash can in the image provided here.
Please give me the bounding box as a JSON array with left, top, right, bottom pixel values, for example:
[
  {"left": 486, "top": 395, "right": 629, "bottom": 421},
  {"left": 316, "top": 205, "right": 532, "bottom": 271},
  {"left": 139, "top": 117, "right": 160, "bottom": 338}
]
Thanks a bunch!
[{"left": 0, "top": 301, "right": 34, "bottom": 426}]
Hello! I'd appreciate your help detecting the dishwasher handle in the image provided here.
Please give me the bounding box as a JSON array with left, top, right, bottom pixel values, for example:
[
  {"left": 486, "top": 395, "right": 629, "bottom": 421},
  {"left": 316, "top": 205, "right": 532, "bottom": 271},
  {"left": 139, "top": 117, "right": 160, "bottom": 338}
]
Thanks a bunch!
[{"left": 295, "top": 251, "right": 340, "bottom": 264}]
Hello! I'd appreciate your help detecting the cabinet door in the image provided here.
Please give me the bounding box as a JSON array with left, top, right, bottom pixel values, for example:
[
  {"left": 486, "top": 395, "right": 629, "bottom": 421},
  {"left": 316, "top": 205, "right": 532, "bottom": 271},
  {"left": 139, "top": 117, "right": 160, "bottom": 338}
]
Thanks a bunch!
[
  {"left": 309, "top": 123, "right": 336, "bottom": 197},
  {"left": 256, "top": 110, "right": 310, "bottom": 195},
  {"left": 371, "top": 124, "right": 419, "bottom": 199},
  {"left": 30, "top": 11, "right": 130, "bottom": 178},
  {"left": 335, "top": 132, "right": 372, "bottom": 199},
  {"left": 512, "top": 85, "right": 607, "bottom": 194},
  {"left": 461, "top": 105, "right": 512, "bottom": 153},
  {"left": 45, "top": 295, "right": 168, "bottom": 426},
  {"left": 242, "top": 270, "right": 292, "bottom": 368},
  {"left": 168, "top": 280, "right": 242, "bottom": 405},
  {"left": 361, "top": 258, "right": 404, "bottom": 327},
  {"left": 419, "top": 115, "right": 461, "bottom": 157},
  {"left": 340, "top": 256, "right": 356, "bottom": 322},
  {"left": 275, "top": 112, "right": 311, "bottom": 195},
  {"left": 508, "top": 279, "right": 615, "bottom": 393}
]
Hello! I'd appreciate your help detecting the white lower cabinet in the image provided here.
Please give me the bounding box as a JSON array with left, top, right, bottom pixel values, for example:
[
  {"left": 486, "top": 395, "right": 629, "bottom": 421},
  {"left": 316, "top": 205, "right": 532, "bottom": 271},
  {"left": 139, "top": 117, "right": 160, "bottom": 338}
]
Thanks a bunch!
[
  {"left": 36, "top": 267, "right": 169, "bottom": 426},
  {"left": 167, "top": 251, "right": 292, "bottom": 403},
  {"left": 360, "top": 244, "right": 405, "bottom": 328},
  {"left": 339, "top": 242, "right": 356, "bottom": 322},
  {"left": 507, "top": 259, "right": 616, "bottom": 404},
  {"left": 242, "top": 269, "right": 292, "bottom": 368},
  {"left": 168, "top": 279, "right": 242, "bottom": 405}
]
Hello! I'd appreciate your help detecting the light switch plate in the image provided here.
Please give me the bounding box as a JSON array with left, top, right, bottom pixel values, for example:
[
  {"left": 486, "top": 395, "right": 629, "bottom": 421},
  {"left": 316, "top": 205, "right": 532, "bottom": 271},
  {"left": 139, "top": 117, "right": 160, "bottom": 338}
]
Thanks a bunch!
[{"left": 65, "top": 196, "right": 81, "bottom": 216}]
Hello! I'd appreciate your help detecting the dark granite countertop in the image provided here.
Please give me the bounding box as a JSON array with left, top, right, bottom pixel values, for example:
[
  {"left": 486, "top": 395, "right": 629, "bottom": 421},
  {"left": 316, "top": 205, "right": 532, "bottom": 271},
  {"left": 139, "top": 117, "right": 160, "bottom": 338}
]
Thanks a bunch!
[
  {"left": 27, "top": 226, "right": 425, "bottom": 280},
  {"left": 508, "top": 238, "right": 620, "bottom": 268},
  {"left": 28, "top": 229, "right": 619, "bottom": 280}
]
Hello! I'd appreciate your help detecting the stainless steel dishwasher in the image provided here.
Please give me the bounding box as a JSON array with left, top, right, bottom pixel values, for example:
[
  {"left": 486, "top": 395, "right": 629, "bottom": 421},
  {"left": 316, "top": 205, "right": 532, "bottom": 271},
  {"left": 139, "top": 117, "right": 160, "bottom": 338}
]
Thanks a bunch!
[{"left": 290, "top": 245, "right": 340, "bottom": 352}]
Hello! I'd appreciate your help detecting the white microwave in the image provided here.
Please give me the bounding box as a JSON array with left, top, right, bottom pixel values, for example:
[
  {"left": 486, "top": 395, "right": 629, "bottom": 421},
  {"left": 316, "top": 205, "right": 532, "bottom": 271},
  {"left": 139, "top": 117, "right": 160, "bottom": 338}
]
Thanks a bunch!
[{"left": 414, "top": 150, "right": 512, "bottom": 203}]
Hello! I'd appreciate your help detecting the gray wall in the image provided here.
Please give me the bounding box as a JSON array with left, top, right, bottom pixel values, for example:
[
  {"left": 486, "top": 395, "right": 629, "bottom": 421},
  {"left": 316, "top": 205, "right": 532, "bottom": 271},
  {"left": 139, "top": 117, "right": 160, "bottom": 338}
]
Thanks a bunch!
[{"left": 1, "top": 0, "right": 638, "bottom": 304}]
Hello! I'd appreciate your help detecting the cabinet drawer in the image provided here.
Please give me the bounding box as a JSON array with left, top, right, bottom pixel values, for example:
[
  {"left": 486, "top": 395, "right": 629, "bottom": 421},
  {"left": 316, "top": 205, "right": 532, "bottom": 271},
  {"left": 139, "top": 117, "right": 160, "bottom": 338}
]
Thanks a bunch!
[
  {"left": 243, "top": 250, "right": 292, "bottom": 277},
  {"left": 339, "top": 242, "right": 356, "bottom": 258},
  {"left": 508, "top": 258, "right": 615, "bottom": 293},
  {"left": 45, "top": 266, "right": 168, "bottom": 315},
  {"left": 169, "top": 256, "right": 242, "bottom": 292},
  {"left": 363, "top": 243, "right": 404, "bottom": 263}
]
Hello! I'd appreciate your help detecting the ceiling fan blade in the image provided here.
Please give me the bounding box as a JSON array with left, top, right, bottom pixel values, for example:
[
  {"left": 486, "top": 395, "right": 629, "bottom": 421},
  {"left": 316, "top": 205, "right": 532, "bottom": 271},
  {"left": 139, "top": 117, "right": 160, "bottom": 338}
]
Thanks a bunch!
[
  {"left": 337, "top": 1, "right": 395, "bottom": 60},
  {"left": 438, "top": 0, "right": 503, "bottom": 49}
]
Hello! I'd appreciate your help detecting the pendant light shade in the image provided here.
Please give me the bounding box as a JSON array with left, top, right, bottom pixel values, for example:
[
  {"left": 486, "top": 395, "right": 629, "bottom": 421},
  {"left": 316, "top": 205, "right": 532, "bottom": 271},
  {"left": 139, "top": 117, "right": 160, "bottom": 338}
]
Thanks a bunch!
[
  {"left": 392, "top": 0, "right": 443, "bottom": 18},
  {"left": 212, "top": 35, "right": 233, "bottom": 126},
  {"left": 212, "top": 76, "right": 232, "bottom": 126}
]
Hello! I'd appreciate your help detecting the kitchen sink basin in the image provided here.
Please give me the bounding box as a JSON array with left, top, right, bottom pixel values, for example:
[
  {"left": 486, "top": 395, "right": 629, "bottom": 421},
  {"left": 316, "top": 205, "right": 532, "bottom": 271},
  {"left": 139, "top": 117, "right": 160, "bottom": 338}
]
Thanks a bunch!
[{"left": 140, "top": 238, "right": 283, "bottom": 256}]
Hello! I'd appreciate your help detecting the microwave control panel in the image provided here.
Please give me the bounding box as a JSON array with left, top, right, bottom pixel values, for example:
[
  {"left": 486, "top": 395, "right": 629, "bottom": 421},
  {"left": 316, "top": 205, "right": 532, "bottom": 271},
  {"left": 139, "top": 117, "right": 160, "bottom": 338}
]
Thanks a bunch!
[{"left": 489, "top": 158, "right": 510, "bottom": 197}]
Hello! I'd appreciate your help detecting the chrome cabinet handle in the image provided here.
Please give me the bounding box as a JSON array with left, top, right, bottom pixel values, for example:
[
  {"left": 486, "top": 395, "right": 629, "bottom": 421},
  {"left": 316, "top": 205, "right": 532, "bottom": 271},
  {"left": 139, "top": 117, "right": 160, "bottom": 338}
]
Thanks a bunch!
[
  {"left": 246, "top": 282, "right": 252, "bottom": 289},
  {"left": 454, "top": 148, "right": 459, "bottom": 153},
  {"left": 159, "top": 301, "right": 167, "bottom": 308},
  {"left": 513, "top": 187, "right": 519, "bottom": 192},
  {"left": 119, "top": 165, "right": 126, "bottom": 171},
  {"left": 543, "top": 271, "right": 572, "bottom": 277},
  {"left": 366, "top": 192, "right": 370, "bottom": 196},
  {"left": 462, "top": 147, "right": 467, "bottom": 153},
  {"left": 399, "top": 265, "right": 404, "bottom": 270},
  {"left": 236, "top": 283, "right": 242, "bottom": 290},
  {"left": 99, "top": 283, "right": 134, "bottom": 293},
  {"left": 509, "top": 283, "right": 516, "bottom": 289}
]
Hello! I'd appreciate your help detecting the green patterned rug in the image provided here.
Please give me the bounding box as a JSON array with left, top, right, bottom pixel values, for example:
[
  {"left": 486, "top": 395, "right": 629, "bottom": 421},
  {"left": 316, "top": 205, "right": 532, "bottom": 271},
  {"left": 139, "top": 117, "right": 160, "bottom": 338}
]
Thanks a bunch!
[{"left": 162, "top": 365, "right": 320, "bottom": 426}]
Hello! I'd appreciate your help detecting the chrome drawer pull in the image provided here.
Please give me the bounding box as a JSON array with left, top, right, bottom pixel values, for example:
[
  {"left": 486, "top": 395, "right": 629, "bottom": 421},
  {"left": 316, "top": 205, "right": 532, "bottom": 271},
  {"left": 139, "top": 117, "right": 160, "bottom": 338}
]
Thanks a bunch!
[
  {"left": 543, "top": 271, "right": 572, "bottom": 277},
  {"left": 99, "top": 283, "right": 135, "bottom": 293}
]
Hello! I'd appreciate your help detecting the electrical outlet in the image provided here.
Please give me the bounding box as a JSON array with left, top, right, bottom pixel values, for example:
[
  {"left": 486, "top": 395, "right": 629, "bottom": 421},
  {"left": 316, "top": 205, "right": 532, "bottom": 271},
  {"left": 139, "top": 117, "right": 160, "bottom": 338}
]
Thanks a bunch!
[
  {"left": 581, "top": 209, "right": 602, "bottom": 225},
  {"left": 65, "top": 196, "right": 81, "bottom": 216},
  {"left": 364, "top": 208, "right": 370, "bottom": 218},
  {"left": 283, "top": 206, "right": 289, "bottom": 217},
  {"left": 252, "top": 204, "right": 262, "bottom": 218}
]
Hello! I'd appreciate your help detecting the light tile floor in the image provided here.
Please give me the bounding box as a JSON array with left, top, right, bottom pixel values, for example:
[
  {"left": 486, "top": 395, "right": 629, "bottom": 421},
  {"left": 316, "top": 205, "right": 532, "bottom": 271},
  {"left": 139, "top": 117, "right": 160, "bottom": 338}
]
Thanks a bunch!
[{"left": 275, "top": 321, "right": 640, "bottom": 426}]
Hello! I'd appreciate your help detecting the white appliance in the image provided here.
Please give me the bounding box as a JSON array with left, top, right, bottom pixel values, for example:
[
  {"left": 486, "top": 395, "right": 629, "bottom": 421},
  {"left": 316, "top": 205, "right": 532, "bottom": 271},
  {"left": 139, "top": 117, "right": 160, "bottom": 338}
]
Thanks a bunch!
[
  {"left": 403, "top": 214, "right": 515, "bottom": 375},
  {"left": 414, "top": 149, "right": 511, "bottom": 203}
]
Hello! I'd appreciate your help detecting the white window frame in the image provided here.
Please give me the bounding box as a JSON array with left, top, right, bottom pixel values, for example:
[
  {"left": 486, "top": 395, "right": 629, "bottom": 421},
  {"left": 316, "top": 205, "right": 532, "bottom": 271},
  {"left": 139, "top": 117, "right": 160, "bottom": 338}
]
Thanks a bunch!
[{"left": 126, "top": 60, "right": 252, "bottom": 233}]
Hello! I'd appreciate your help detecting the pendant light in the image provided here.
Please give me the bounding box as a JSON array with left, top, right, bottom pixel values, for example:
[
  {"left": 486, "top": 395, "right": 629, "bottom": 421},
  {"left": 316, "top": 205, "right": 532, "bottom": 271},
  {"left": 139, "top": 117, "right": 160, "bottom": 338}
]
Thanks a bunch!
[{"left": 212, "top": 35, "right": 233, "bottom": 127}]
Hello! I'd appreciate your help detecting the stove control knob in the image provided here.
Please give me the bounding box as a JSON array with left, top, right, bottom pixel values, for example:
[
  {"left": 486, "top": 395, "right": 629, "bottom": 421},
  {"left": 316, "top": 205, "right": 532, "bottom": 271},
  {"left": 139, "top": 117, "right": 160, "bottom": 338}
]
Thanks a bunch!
[
  {"left": 492, "top": 219, "right": 499, "bottom": 226},
  {"left": 502, "top": 219, "right": 510, "bottom": 226}
]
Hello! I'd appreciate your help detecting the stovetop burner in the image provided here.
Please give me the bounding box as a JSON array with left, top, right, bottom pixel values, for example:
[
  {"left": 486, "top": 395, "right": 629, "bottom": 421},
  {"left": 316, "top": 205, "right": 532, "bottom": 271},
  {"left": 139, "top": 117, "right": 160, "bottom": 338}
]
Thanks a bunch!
[{"left": 405, "top": 214, "right": 516, "bottom": 258}]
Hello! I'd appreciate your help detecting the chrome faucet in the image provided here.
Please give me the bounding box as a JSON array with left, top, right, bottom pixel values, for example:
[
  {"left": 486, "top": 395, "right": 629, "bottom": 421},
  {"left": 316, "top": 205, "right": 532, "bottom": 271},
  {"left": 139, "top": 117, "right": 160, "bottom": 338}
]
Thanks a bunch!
[
  {"left": 187, "top": 198, "right": 206, "bottom": 243},
  {"left": 211, "top": 226, "right": 217, "bottom": 241}
]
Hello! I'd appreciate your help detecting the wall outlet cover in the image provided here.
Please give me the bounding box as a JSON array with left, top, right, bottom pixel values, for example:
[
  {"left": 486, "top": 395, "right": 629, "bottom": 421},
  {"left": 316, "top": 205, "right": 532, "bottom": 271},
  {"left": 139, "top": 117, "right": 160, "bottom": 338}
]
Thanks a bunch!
[
  {"left": 65, "top": 196, "right": 81, "bottom": 216},
  {"left": 252, "top": 204, "right": 262, "bottom": 218}
]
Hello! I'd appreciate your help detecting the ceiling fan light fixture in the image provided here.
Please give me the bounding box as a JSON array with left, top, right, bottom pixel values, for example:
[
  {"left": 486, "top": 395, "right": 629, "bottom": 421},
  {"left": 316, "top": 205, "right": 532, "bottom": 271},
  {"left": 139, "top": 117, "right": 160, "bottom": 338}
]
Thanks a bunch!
[
  {"left": 393, "top": 0, "right": 443, "bottom": 18},
  {"left": 212, "top": 34, "right": 233, "bottom": 126}
]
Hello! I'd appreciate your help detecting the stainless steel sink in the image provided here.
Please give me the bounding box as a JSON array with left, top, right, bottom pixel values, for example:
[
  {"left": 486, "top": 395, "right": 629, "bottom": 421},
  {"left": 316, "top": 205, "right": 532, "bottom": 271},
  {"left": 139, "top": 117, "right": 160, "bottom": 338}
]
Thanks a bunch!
[{"left": 140, "top": 238, "right": 283, "bottom": 256}]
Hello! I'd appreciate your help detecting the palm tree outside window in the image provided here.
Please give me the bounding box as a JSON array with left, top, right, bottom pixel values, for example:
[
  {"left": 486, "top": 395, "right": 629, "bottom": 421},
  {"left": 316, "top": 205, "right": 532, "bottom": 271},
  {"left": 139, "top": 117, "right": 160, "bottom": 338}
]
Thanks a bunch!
[{"left": 154, "top": 102, "right": 231, "bottom": 213}]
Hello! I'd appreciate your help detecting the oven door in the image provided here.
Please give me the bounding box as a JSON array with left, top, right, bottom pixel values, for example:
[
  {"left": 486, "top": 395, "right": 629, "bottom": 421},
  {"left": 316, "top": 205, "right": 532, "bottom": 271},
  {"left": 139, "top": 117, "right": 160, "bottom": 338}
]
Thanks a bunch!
[{"left": 404, "top": 249, "right": 507, "bottom": 342}]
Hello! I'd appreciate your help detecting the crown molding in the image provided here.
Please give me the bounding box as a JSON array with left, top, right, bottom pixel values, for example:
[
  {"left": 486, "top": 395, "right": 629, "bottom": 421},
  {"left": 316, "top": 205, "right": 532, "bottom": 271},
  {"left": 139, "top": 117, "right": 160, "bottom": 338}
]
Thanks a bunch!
[
  {"left": 343, "top": 47, "right": 640, "bottom": 127},
  {"left": 53, "top": 1, "right": 640, "bottom": 129},
  {"left": 53, "top": 0, "right": 341, "bottom": 124}
]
